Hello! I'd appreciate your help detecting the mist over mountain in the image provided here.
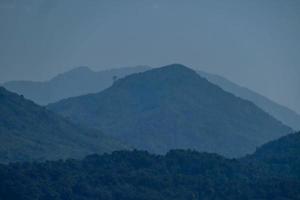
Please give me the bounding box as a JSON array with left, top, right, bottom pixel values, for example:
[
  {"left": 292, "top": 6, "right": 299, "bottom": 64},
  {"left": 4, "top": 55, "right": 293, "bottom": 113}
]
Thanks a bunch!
[
  {"left": 48, "top": 64, "right": 291, "bottom": 157},
  {"left": 197, "top": 70, "right": 300, "bottom": 131},
  {"left": 1, "top": 0, "right": 299, "bottom": 114},
  {"left": 3, "top": 66, "right": 150, "bottom": 105},
  {"left": 4, "top": 64, "right": 298, "bottom": 132},
  {"left": 0, "top": 87, "right": 126, "bottom": 163}
]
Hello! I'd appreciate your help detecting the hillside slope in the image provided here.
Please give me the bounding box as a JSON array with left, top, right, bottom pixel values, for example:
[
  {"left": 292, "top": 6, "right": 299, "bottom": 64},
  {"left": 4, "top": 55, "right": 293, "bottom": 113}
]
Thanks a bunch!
[
  {"left": 198, "top": 70, "right": 300, "bottom": 130},
  {"left": 0, "top": 87, "right": 126, "bottom": 163},
  {"left": 248, "top": 132, "right": 300, "bottom": 178},
  {"left": 48, "top": 64, "right": 291, "bottom": 157}
]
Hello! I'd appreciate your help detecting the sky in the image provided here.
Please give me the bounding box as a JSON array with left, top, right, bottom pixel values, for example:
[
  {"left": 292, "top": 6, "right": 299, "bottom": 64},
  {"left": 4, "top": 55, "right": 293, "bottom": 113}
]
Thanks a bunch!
[{"left": 0, "top": 0, "right": 299, "bottom": 113}]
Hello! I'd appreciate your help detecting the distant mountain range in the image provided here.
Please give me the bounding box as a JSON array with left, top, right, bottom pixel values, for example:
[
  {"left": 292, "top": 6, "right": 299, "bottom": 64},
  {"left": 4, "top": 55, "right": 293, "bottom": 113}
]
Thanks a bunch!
[
  {"left": 197, "top": 70, "right": 300, "bottom": 130},
  {"left": 3, "top": 66, "right": 150, "bottom": 105},
  {"left": 48, "top": 64, "right": 291, "bottom": 157},
  {"left": 3, "top": 65, "right": 299, "bottom": 131},
  {"left": 1, "top": 132, "right": 299, "bottom": 200},
  {"left": 0, "top": 87, "right": 126, "bottom": 163}
]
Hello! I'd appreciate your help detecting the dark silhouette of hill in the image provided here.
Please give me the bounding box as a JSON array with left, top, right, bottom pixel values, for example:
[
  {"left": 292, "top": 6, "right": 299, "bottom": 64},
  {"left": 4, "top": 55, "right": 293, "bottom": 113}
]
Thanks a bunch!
[
  {"left": 2, "top": 66, "right": 150, "bottom": 105},
  {"left": 197, "top": 70, "right": 300, "bottom": 130},
  {"left": 253, "top": 132, "right": 300, "bottom": 161},
  {"left": 249, "top": 132, "right": 300, "bottom": 179},
  {"left": 1, "top": 133, "right": 300, "bottom": 200},
  {"left": 48, "top": 64, "right": 291, "bottom": 157},
  {"left": 0, "top": 87, "right": 126, "bottom": 163}
]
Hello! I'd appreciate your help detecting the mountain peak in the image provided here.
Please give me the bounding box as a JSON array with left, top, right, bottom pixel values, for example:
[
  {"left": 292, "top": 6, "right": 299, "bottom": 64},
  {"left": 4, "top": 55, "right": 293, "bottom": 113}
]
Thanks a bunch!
[
  {"left": 49, "top": 64, "right": 291, "bottom": 157},
  {"left": 152, "top": 64, "right": 197, "bottom": 75},
  {"left": 113, "top": 64, "right": 202, "bottom": 88},
  {"left": 160, "top": 63, "right": 192, "bottom": 70},
  {"left": 51, "top": 66, "right": 94, "bottom": 82}
]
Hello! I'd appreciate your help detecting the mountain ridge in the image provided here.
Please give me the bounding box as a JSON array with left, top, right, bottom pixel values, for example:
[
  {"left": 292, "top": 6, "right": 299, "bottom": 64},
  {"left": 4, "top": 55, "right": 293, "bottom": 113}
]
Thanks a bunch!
[
  {"left": 48, "top": 64, "right": 291, "bottom": 157},
  {"left": 197, "top": 70, "right": 300, "bottom": 130},
  {"left": 3, "top": 65, "right": 151, "bottom": 105},
  {"left": 3, "top": 65, "right": 299, "bottom": 131}
]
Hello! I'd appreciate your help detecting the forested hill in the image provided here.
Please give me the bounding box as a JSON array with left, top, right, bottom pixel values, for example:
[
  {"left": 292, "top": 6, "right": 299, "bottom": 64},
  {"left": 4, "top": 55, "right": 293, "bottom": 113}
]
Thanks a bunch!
[
  {"left": 248, "top": 132, "right": 300, "bottom": 178},
  {"left": 0, "top": 133, "right": 299, "bottom": 200},
  {"left": 48, "top": 64, "right": 291, "bottom": 157},
  {"left": 0, "top": 87, "right": 126, "bottom": 163}
]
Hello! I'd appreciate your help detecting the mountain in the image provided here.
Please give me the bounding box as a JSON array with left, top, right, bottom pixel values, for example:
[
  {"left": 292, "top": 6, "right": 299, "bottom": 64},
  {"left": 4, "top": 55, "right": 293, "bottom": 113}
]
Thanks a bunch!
[
  {"left": 4, "top": 65, "right": 299, "bottom": 132},
  {"left": 2, "top": 66, "right": 150, "bottom": 105},
  {"left": 48, "top": 64, "right": 291, "bottom": 157},
  {"left": 0, "top": 87, "right": 126, "bottom": 163},
  {"left": 1, "top": 146, "right": 299, "bottom": 200},
  {"left": 197, "top": 70, "right": 300, "bottom": 131}
]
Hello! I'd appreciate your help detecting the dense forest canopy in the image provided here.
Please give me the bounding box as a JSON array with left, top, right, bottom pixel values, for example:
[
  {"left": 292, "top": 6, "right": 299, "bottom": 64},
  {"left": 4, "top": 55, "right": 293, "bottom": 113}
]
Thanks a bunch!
[{"left": 0, "top": 132, "right": 299, "bottom": 200}]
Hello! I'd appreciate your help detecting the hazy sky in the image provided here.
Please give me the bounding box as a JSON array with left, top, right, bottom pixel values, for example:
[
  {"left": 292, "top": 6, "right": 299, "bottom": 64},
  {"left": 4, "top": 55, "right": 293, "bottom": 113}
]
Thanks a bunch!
[{"left": 0, "top": 0, "right": 299, "bottom": 113}]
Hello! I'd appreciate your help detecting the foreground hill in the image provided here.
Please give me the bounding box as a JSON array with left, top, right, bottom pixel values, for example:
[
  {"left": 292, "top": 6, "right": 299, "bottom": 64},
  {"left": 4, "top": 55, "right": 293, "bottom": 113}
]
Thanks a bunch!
[
  {"left": 48, "top": 64, "right": 291, "bottom": 157},
  {"left": 249, "top": 132, "right": 300, "bottom": 178},
  {"left": 198, "top": 70, "right": 300, "bottom": 130},
  {"left": 1, "top": 133, "right": 300, "bottom": 200},
  {"left": 0, "top": 87, "right": 126, "bottom": 163},
  {"left": 3, "top": 66, "right": 150, "bottom": 105}
]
